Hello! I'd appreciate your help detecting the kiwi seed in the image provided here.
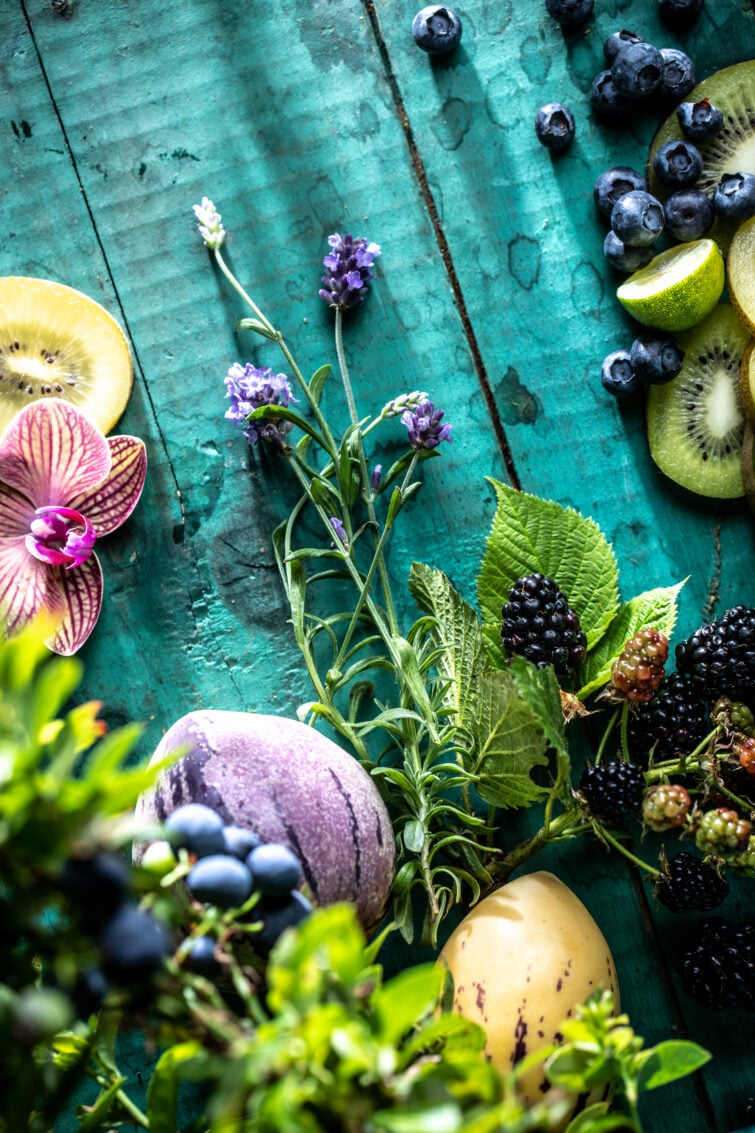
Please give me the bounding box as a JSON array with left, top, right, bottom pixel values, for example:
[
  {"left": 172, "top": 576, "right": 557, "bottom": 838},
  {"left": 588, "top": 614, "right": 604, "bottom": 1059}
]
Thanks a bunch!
[
  {"left": 646, "top": 303, "right": 752, "bottom": 499},
  {"left": 0, "top": 277, "right": 133, "bottom": 435}
]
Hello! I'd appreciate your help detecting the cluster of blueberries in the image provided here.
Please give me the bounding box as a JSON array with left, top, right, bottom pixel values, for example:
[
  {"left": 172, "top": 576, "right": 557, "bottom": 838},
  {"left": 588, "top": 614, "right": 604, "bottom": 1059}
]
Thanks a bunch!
[
  {"left": 600, "top": 330, "right": 684, "bottom": 399},
  {"left": 164, "top": 802, "right": 312, "bottom": 972}
]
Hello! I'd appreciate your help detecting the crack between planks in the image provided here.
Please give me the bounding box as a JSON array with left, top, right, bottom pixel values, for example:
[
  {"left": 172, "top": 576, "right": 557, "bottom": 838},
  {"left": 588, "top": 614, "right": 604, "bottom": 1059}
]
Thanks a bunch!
[
  {"left": 361, "top": 0, "right": 520, "bottom": 490},
  {"left": 702, "top": 522, "right": 722, "bottom": 622},
  {"left": 19, "top": 0, "right": 248, "bottom": 702}
]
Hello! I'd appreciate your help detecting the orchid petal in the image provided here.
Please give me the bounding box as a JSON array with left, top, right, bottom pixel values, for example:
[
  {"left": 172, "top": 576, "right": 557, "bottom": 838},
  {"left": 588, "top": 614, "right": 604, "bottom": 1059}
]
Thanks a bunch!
[
  {"left": 0, "top": 399, "right": 111, "bottom": 508},
  {"left": 69, "top": 436, "right": 147, "bottom": 537},
  {"left": 0, "top": 537, "right": 64, "bottom": 636},
  {"left": 46, "top": 555, "right": 103, "bottom": 656},
  {"left": 0, "top": 483, "right": 35, "bottom": 539}
]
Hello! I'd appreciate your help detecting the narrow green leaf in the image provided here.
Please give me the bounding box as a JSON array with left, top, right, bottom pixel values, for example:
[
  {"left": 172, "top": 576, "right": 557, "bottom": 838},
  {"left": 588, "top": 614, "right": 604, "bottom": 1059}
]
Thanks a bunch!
[
  {"left": 235, "top": 316, "right": 278, "bottom": 340},
  {"left": 403, "top": 818, "right": 426, "bottom": 853},
  {"left": 477, "top": 481, "right": 619, "bottom": 666},
  {"left": 390, "top": 635, "right": 439, "bottom": 741},
  {"left": 635, "top": 1040, "right": 711, "bottom": 1092},
  {"left": 247, "top": 403, "right": 327, "bottom": 449},
  {"left": 76, "top": 1076, "right": 127, "bottom": 1131},
  {"left": 309, "top": 363, "right": 331, "bottom": 404},
  {"left": 146, "top": 1041, "right": 206, "bottom": 1133},
  {"left": 409, "top": 562, "right": 488, "bottom": 735},
  {"left": 470, "top": 670, "right": 550, "bottom": 809},
  {"left": 577, "top": 582, "right": 685, "bottom": 699}
]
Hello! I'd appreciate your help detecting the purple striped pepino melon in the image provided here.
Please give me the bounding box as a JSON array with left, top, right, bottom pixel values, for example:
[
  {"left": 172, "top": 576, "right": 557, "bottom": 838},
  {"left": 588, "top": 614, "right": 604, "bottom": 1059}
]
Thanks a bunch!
[{"left": 136, "top": 710, "right": 395, "bottom": 933}]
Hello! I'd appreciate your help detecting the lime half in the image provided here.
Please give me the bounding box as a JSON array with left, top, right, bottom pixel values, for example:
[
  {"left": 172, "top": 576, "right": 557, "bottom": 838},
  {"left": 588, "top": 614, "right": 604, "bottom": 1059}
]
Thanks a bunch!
[{"left": 616, "top": 238, "right": 725, "bottom": 332}]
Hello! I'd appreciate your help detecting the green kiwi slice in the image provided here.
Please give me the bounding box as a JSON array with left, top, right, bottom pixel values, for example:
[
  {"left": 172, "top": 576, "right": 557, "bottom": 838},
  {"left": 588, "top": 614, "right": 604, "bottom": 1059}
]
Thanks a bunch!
[
  {"left": 741, "top": 339, "right": 755, "bottom": 423},
  {"left": 0, "top": 277, "right": 133, "bottom": 435},
  {"left": 647, "top": 303, "right": 751, "bottom": 499},
  {"left": 648, "top": 60, "right": 755, "bottom": 224}
]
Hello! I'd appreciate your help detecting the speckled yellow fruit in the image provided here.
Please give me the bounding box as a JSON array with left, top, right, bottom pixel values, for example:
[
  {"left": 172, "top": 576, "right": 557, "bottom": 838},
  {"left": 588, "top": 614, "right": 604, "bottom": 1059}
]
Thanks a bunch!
[
  {"left": 439, "top": 872, "right": 619, "bottom": 1107},
  {"left": 728, "top": 216, "right": 755, "bottom": 336},
  {"left": 616, "top": 238, "right": 724, "bottom": 331}
]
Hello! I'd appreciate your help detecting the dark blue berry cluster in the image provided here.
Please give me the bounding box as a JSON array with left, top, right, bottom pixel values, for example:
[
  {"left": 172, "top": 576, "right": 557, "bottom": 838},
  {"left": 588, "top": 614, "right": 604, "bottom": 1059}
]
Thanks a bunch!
[
  {"left": 600, "top": 331, "right": 684, "bottom": 400},
  {"left": 165, "top": 802, "right": 312, "bottom": 963}
]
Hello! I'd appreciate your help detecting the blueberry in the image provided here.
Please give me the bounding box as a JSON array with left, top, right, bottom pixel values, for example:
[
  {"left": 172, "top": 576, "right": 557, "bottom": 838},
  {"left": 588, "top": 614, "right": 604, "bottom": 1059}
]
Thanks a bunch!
[
  {"left": 165, "top": 803, "right": 226, "bottom": 858},
  {"left": 652, "top": 140, "right": 703, "bottom": 189},
  {"left": 658, "top": 47, "right": 696, "bottom": 100},
  {"left": 601, "top": 351, "right": 642, "bottom": 399},
  {"left": 223, "top": 825, "right": 261, "bottom": 861},
  {"left": 590, "top": 69, "right": 632, "bottom": 121},
  {"left": 594, "top": 166, "right": 648, "bottom": 221},
  {"left": 411, "top": 6, "right": 462, "bottom": 54},
  {"left": 629, "top": 333, "right": 685, "bottom": 384},
  {"left": 253, "top": 891, "right": 312, "bottom": 955},
  {"left": 545, "top": 0, "right": 594, "bottom": 28},
  {"left": 603, "top": 29, "right": 644, "bottom": 66},
  {"left": 712, "top": 172, "right": 755, "bottom": 224},
  {"left": 98, "top": 904, "right": 171, "bottom": 982},
  {"left": 534, "top": 102, "right": 575, "bottom": 151},
  {"left": 658, "top": 0, "right": 704, "bottom": 30},
  {"left": 186, "top": 854, "right": 254, "bottom": 909},
  {"left": 246, "top": 843, "right": 302, "bottom": 897},
  {"left": 611, "top": 42, "right": 664, "bottom": 99},
  {"left": 664, "top": 189, "right": 714, "bottom": 242},
  {"left": 184, "top": 935, "right": 220, "bottom": 975},
  {"left": 677, "top": 98, "right": 724, "bottom": 143},
  {"left": 603, "top": 230, "right": 654, "bottom": 273},
  {"left": 610, "top": 190, "right": 665, "bottom": 247},
  {"left": 59, "top": 852, "right": 129, "bottom": 925}
]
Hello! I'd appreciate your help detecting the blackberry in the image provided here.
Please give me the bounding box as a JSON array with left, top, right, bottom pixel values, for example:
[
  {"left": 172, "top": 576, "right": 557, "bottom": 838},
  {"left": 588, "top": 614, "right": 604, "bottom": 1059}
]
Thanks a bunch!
[
  {"left": 655, "top": 851, "right": 729, "bottom": 913},
  {"left": 641, "top": 783, "right": 691, "bottom": 832},
  {"left": 501, "top": 573, "right": 586, "bottom": 677},
  {"left": 579, "top": 761, "right": 645, "bottom": 823},
  {"left": 627, "top": 671, "right": 710, "bottom": 765},
  {"left": 694, "top": 807, "right": 751, "bottom": 855},
  {"left": 678, "top": 916, "right": 755, "bottom": 1011},
  {"left": 610, "top": 628, "right": 668, "bottom": 702},
  {"left": 739, "top": 736, "right": 755, "bottom": 776},
  {"left": 675, "top": 605, "right": 755, "bottom": 701}
]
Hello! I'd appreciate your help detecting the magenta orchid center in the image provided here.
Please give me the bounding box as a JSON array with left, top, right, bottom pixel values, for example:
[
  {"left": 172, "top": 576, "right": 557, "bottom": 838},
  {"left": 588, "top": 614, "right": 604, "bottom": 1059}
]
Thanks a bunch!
[{"left": 25, "top": 505, "right": 97, "bottom": 569}]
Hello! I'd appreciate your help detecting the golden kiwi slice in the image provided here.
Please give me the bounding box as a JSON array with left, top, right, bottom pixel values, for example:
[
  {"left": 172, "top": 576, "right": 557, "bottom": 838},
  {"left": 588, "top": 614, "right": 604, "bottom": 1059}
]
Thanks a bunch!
[
  {"left": 728, "top": 216, "right": 755, "bottom": 335},
  {"left": 0, "top": 277, "right": 133, "bottom": 435},
  {"left": 740, "top": 339, "right": 755, "bottom": 423}
]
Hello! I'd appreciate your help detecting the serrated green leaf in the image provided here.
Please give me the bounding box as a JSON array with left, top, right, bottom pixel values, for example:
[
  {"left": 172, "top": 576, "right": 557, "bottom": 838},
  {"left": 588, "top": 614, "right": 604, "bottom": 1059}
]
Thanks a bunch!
[
  {"left": 409, "top": 563, "right": 489, "bottom": 736},
  {"left": 469, "top": 670, "right": 549, "bottom": 808},
  {"left": 508, "top": 655, "right": 568, "bottom": 759},
  {"left": 477, "top": 481, "right": 619, "bottom": 666},
  {"left": 576, "top": 582, "right": 685, "bottom": 700}
]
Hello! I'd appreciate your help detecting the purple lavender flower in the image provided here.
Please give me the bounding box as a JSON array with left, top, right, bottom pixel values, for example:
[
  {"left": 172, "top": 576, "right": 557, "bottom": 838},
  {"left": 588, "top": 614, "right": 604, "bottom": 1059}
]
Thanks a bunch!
[
  {"left": 401, "top": 401, "right": 453, "bottom": 451},
  {"left": 319, "top": 233, "right": 381, "bottom": 310},
  {"left": 224, "top": 363, "right": 298, "bottom": 450},
  {"left": 328, "top": 517, "right": 349, "bottom": 549}
]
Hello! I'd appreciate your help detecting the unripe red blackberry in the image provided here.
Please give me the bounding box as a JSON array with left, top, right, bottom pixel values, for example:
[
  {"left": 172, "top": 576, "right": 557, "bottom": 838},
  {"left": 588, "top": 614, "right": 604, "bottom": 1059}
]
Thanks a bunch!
[
  {"left": 655, "top": 851, "right": 729, "bottom": 913},
  {"left": 694, "top": 807, "right": 751, "bottom": 855},
  {"left": 610, "top": 628, "right": 668, "bottom": 702},
  {"left": 501, "top": 573, "right": 587, "bottom": 677},
  {"left": 738, "top": 736, "right": 755, "bottom": 776},
  {"left": 579, "top": 760, "right": 645, "bottom": 823},
  {"left": 641, "top": 783, "right": 691, "bottom": 832}
]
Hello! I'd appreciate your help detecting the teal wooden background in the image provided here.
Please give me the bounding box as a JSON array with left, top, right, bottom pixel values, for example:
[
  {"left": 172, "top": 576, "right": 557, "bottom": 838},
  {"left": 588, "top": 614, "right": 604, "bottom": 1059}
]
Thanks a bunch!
[{"left": 3, "top": 0, "right": 755, "bottom": 1129}]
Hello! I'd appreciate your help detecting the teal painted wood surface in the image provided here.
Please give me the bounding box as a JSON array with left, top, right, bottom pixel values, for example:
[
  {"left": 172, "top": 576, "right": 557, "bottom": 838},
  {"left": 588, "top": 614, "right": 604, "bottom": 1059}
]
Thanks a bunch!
[{"left": 3, "top": 0, "right": 755, "bottom": 1129}]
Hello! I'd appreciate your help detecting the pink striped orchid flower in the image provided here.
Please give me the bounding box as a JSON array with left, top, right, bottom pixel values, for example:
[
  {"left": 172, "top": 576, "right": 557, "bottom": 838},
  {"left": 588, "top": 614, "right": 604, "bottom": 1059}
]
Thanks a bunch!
[{"left": 0, "top": 399, "right": 147, "bottom": 655}]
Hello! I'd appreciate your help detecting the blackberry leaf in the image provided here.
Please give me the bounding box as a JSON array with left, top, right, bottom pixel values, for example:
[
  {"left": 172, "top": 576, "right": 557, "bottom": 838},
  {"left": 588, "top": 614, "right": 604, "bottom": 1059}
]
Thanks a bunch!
[
  {"left": 577, "top": 582, "right": 684, "bottom": 699},
  {"left": 471, "top": 670, "right": 550, "bottom": 809},
  {"left": 477, "top": 481, "right": 619, "bottom": 667},
  {"left": 508, "top": 655, "right": 569, "bottom": 761}
]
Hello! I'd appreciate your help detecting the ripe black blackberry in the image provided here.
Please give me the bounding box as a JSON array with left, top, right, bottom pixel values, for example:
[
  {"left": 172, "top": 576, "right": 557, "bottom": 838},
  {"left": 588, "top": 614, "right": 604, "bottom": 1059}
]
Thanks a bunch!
[
  {"left": 501, "top": 573, "right": 586, "bottom": 677},
  {"left": 655, "top": 851, "right": 729, "bottom": 913},
  {"left": 579, "top": 761, "right": 645, "bottom": 822},
  {"left": 676, "top": 605, "right": 755, "bottom": 701},
  {"left": 678, "top": 915, "right": 755, "bottom": 1011},
  {"left": 626, "top": 671, "right": 710, "bottom": 765}
]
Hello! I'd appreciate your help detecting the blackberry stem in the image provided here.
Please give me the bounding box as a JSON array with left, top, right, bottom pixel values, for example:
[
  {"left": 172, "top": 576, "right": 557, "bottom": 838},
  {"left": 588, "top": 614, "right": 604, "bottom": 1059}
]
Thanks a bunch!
[
  {"left": 595, "top": 707, "right": 620, "bottom": 765},
  {"left": 592, "top": 820, "right": 660, "bottom": 879},
  {"left": 619, "top": 701, "right": 631, "bottom": 761}
]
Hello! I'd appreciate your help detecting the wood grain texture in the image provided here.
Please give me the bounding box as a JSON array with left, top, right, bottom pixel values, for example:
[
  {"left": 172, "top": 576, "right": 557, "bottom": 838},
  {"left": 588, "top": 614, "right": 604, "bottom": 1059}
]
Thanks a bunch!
[{"left": 3, "top": 0, "right": 755, "bottom": 1129}]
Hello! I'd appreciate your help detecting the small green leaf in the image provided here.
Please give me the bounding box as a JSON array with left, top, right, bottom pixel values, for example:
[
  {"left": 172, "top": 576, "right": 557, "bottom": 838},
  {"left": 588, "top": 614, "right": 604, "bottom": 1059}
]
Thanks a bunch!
[
  {"left": 309, "top": 363, "right": 331, "bottom": 404},
  {"left": 477, "top": 481, "right": 619, "bottom": 666},
  {"left": 470, "top": 670, "right": 549, "bottom": 808},
  {"left": 635, "top": 1040, "right": 711, "bottom": 1092},
  {"left": 235, "top": 316, "right": 278, "bottom": 340},
  {"left": 403, "top": 818, "right": 426, "bottom": 853},
  {"left": 564, "top": 1103, "right": 633, "bottom": 1133},
  {"left": 577, "top": 582, "right": 685, "bottom": 699},
  {"left": 374, "top": 963, "right": 444, "bottom": 1045},
  {"left": 372, "top": 1103, "right": 462, "bottom": 1133},
  {"left": 508, "top": 654, "right": 568, "bottom": 759},
  {"left": 247, "top": 403, "right": 327, "bottom": 449}
]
